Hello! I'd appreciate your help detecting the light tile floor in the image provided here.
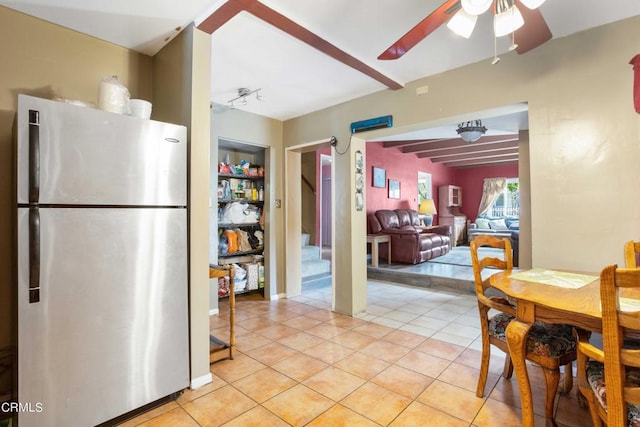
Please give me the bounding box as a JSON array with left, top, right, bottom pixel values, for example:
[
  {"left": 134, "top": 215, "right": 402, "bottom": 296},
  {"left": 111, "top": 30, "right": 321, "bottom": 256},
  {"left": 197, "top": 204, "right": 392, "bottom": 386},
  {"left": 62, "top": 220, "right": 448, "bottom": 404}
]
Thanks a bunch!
[{"left": 119, "top": 279, "right": 592, "bottom": 427}]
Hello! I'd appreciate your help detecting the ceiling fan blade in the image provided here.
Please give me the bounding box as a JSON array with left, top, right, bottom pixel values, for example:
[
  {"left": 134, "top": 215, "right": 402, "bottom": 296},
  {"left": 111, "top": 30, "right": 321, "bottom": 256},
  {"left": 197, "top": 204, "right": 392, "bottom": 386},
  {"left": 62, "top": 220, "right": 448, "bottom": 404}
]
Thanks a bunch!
[
  {"left": 513, "top": 1, "right": 552, "bottom": 54},
  {"left": 378, "top": 0, "right": 461, "bottom": 60}
]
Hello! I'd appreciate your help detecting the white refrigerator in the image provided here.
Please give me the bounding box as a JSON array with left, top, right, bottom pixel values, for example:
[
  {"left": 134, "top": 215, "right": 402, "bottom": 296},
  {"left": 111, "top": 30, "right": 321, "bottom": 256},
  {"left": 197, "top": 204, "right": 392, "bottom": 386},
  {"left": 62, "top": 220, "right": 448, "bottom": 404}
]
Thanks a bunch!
[{"left": 15, "top": 94, "right": 189, "bottom": 426}]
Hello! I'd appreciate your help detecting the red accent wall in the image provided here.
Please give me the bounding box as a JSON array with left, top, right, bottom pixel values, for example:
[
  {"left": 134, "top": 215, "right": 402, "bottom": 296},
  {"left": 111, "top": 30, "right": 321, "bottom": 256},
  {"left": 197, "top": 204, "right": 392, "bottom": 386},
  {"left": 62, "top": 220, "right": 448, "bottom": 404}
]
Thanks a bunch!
[
  {"left": 312, "top": 144, "right": 517, "bottom": 231},
  {"left": 365, "top": 142, "right": 455, "bottom": 224},
  {"left": 455, "top": 163, "right": 519, "bottom": 222}
]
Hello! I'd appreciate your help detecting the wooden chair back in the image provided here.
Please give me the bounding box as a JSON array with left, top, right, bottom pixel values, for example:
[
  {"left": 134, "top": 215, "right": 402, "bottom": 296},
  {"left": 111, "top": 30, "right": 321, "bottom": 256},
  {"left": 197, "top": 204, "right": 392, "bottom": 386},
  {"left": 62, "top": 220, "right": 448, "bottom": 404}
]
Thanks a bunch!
[
  {"left": 470, "top": 235, "right": 514, "bottom": 314},
  {"left": 600, "top": 264, "right": 640, "bottom": 426},
  {"left": 470, "top": 235, "right": 515, "bottom": 397},
  {"left": 624, "top": 240, "right": 640, "bottom": 268}
]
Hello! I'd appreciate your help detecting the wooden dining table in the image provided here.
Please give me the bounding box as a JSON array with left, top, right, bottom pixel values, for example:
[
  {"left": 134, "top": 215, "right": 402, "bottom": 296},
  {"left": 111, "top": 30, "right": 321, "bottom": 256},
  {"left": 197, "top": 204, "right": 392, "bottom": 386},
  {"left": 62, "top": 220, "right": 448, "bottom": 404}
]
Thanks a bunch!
[{"left": 489, "top": 268, "right": 603, "bottom": 427}]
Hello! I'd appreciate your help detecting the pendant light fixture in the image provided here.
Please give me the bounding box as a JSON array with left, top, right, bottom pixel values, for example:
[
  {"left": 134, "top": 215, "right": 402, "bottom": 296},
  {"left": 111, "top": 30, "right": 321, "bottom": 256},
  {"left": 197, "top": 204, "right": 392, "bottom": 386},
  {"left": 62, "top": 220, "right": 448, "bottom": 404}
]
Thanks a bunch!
[{"left": 456, "top": 120, "right": 488, "bottom": 143}]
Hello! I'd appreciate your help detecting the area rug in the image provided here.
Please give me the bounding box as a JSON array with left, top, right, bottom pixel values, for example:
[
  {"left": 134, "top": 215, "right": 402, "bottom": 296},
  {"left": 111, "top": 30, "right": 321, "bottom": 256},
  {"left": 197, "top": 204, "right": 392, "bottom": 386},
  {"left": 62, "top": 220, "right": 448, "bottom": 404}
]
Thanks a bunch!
[{"left": 427, "top": 246, "right": 504, "bottom": 267}]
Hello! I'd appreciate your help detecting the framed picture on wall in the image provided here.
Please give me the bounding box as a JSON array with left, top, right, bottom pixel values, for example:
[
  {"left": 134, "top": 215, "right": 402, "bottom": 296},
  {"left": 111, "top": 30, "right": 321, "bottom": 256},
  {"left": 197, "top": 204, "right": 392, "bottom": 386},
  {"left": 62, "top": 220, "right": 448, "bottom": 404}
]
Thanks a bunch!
[
  {"left": 372, "top": 167, "right": 386, "bottom": 188},
  {"left": 388, "top": 179, "right": 400, "bottom": 199},
  {"left": 355, "top": 150, "right": 364, "bottom": 173}
]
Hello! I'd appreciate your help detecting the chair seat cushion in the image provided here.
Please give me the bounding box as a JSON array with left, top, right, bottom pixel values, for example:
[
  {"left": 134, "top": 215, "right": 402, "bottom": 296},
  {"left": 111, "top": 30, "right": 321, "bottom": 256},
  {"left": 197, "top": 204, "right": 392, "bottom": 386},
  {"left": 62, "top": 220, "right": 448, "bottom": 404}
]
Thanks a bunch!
[
  {"left": 488, "top": 313, "right": 576, "bottom": 357},
  {"left": 585, "top": 361, "right": 640, "bottom": 426}
]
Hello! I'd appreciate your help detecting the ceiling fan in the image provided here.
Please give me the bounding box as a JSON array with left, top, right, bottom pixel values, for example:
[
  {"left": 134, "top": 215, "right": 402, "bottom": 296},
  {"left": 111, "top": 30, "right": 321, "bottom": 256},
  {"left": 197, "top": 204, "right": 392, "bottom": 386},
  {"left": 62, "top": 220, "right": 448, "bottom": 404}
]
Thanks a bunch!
[{"left": 378, "top": 0, "right": 552, "bottom": 60}]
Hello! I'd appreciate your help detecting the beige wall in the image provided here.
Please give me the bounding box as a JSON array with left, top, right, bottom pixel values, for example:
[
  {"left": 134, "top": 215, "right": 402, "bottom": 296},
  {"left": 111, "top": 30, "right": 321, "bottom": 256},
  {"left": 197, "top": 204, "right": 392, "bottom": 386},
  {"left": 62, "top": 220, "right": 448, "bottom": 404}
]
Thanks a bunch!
[
  {"left": 333, "top": 136, "right": 368, "bottom": 315},
  {"left": 284, "top": 16, "right": 640, "bottom": 287},
  {"left": 210, "top": 108, "right": 284, "bottom": 310},
  {"left": 154, "top": 24, "right": 213, "bottom": 388},
  {"left": 0, "top": 6, "right": 153, "bottom": 392}
]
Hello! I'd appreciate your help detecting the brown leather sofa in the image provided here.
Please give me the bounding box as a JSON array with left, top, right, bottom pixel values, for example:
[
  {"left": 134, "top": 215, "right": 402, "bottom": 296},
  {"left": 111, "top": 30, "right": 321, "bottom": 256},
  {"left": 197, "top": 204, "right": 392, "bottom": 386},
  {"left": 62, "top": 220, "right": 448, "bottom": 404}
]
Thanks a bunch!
[{"left": 367, "top": 209, "right": 451, "bottom": 264}]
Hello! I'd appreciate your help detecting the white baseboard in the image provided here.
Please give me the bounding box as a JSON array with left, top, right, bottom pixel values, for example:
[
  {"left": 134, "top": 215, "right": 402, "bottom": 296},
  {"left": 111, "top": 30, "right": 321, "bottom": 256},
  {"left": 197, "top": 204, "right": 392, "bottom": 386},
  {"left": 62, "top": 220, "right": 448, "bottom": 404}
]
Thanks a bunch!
[
  {"left": 276, "top": 293, "right": 286, "bottom": 300},
  {"left": 209, "top": 308, "right": 219, "bottom": 316},
  {"left": 190, "top": 373, "right": 212, "bottom": 390}
]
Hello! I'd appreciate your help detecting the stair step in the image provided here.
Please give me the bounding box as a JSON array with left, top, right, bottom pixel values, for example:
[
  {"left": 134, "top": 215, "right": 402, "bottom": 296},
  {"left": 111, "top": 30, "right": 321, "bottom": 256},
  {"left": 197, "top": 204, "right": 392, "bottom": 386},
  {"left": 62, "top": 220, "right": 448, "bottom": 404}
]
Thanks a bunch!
[
  {"left": 301, "top": 259, "right": 331, "bottom": 279},
  {"left": 302, "top": 245, "right": 321, "bottom": 262},
  {"left": 301, "top": 233, "right": 310, "bottom": 247}
]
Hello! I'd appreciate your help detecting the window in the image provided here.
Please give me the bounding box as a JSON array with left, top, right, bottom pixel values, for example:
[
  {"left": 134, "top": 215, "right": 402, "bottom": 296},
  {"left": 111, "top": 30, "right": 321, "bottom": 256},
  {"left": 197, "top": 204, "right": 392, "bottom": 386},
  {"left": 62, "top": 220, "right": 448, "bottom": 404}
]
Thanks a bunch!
[
  {"left": 489, "top": 178, "right": 519, "bottom": 217},
  {"left": 417, "top": 171, "right": 432, "bottom": 204}
]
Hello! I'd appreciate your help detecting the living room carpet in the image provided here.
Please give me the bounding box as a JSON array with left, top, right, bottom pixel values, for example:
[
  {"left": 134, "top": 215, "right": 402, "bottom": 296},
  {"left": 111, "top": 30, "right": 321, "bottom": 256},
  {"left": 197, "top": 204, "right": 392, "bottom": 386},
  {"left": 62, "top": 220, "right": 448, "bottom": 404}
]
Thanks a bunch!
[{"left": 428, "top": 246, "right": 504, "bottom": 267}]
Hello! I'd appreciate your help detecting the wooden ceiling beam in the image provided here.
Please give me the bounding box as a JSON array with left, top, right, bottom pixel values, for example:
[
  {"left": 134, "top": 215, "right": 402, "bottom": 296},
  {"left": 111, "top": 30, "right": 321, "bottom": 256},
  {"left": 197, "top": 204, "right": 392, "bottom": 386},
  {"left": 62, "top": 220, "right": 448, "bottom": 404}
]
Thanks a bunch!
[
  {"left": 416, "top": 141, "right": 518, "bottom": 159},
  {"left": 429, "top": 148, "right": 520, "bottom": 163},
  {"left": 403, "top": 134, "right": 519, "bottom": 154},
  {"left": 197, "top": 0, "right": 403, "bottom": 90},
  {"left": 197, "top": 0, "right": 256, "bottom": 33},
  {"left": 443, "top": 155, "right": 519, "bottom": 168},
  {"left": 454, "top": 160, "right": 519, "bottom": 169},
  {"left": 381, "top": 138, "right": 448, "bottom": 149}
]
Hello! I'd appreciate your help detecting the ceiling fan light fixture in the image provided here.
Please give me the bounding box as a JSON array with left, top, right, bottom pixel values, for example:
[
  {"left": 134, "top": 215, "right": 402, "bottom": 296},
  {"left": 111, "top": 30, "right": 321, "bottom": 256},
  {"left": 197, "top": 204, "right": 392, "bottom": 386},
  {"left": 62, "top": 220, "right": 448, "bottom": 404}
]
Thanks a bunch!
[
  {"left": 446, "top": 9, "right": 477, "bottom": 39},
  {"left": 456, "top": 120, "right": 488, "bottom": 143},
  {"left": 494, "top": 1, "right": 525, "bottom": 37},
  {"left": 519, "top": 0, "right": 546, "bottom": 10},
  {"left": 461, "top": 0, "right": 492, "bottom": 16}
]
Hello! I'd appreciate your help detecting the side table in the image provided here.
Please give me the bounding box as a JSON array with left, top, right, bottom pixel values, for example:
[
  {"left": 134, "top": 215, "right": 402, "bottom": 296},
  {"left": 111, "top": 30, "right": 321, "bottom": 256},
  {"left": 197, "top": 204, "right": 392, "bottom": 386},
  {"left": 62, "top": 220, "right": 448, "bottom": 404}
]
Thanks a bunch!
[
  {"left": 367, "top": 234, "right": 391, "bottom": 267},
  {"left": 209, "top": 265, "right": 235, "bottom": 363}
]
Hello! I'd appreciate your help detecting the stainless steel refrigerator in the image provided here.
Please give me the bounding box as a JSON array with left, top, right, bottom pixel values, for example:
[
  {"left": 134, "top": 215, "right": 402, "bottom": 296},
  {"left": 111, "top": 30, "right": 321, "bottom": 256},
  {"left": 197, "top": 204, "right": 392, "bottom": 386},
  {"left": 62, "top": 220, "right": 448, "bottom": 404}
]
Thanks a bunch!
[{"left": 15, "top": 94, "right": 189, "bottom": 426}]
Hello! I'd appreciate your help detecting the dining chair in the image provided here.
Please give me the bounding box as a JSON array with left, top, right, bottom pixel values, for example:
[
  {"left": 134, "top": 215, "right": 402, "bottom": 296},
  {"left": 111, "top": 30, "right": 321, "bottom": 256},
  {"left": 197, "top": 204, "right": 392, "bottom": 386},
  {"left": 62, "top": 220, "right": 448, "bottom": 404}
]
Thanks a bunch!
[
  {"left": 576, "top": 264, "right": 640, "bottom": 427},
  {"left": 624, "top": 240, "right": 640, "bottom": 268},
  {"left": 470, "top": 235, "right": 578, "bottom": 424}
]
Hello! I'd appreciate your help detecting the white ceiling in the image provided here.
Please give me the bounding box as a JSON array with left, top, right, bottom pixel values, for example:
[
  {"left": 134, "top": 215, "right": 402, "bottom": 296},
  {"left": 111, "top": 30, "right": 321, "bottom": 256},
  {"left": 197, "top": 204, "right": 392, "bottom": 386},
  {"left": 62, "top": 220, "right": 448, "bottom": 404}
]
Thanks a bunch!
[{"left": 3, "top": 0, "right": 640, "bottom": 127}]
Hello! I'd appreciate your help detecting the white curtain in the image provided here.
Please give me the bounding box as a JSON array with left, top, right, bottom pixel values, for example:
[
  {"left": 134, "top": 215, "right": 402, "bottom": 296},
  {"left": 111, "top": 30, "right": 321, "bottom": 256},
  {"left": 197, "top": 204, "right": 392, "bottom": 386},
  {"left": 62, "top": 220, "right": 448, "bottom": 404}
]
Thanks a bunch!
[{"left": 477, "top": 177, "right": 507, "bottom": 217}]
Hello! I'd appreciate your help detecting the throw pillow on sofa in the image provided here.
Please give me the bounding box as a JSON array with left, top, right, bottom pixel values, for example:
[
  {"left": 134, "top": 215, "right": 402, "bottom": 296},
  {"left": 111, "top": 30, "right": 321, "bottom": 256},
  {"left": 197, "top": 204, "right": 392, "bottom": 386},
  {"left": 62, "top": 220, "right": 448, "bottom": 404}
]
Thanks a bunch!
[
  {"left": 506, "top": 218, "right": 519, "bottom": 230},
  {"left": 488, "top": 219, "right": 509, "bottom": 231},
  {"left": 475, "top": 217, "right": 491, "bottom": 230}
]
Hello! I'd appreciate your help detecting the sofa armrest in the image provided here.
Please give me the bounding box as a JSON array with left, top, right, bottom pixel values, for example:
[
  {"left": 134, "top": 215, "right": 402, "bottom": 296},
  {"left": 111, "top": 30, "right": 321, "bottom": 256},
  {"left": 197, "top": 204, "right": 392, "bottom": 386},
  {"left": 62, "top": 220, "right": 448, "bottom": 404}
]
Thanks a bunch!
[
  {"left": 421, "top": 225, "right": 451, "bottom": 237},
  {"left": 383, "top": 228, "right": 420, "bottom": 236}
]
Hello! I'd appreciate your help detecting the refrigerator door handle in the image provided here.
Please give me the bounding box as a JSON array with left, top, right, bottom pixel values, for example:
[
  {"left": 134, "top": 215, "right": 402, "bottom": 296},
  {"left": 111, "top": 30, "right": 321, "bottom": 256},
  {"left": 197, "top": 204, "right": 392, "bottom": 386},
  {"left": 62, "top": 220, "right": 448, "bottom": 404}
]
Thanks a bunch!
[
  {"left": 29, "top": 206, "right": 40, "bottom": 303},
  {"left": 29, "top": 109, "right": 40, "bottom": 203}
]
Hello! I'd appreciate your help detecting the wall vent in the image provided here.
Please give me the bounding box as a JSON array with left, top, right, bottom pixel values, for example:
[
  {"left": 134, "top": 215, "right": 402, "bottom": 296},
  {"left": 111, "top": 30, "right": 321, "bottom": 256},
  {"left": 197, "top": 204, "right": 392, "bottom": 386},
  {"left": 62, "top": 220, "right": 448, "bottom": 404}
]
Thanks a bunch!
[{"left": 350, "top": 115, "right": 392, "bottom": 133}]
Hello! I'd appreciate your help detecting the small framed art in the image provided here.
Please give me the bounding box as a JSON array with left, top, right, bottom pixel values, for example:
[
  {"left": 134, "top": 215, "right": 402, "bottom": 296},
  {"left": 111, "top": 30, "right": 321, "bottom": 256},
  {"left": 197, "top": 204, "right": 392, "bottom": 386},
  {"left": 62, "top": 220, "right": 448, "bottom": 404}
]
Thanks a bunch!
[
  {"left": 388, "top": 179, "right": 400, "bottom": 199},
  {"left": 372, "top": 167, "right": 386, "bottom": 188},
  {"left": 355, "top": 150, "right": 364, "bottom": 173}
]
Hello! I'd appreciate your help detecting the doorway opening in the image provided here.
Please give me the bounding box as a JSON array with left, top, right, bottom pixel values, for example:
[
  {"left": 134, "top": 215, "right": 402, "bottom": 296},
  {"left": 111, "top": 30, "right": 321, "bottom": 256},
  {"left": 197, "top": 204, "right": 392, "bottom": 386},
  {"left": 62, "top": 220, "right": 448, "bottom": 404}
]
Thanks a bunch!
[
  {"left": 300, "top": 150, "right": 332, "bottom": 292},
  {"left": 284, "top": 140, "right": 334, "bottom": 300}
]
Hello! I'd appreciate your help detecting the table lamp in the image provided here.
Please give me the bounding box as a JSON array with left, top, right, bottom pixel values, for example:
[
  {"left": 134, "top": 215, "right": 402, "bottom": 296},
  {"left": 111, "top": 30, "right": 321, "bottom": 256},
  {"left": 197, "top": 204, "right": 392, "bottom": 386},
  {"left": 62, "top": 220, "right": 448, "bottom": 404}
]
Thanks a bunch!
[{"left": 419, "top": 199, "right": 437, "bottom": 226}]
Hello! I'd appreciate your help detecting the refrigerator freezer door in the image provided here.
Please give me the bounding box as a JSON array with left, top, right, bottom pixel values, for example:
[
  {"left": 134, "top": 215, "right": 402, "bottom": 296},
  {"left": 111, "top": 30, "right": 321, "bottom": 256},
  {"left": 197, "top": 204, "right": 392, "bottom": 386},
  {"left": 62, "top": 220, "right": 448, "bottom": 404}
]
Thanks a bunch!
[
  {"left": 17, "top": 94, "right": 186, "bottom": 206},
  {"left": 17, "top": 207, "right": 189, "bottom": 427}
]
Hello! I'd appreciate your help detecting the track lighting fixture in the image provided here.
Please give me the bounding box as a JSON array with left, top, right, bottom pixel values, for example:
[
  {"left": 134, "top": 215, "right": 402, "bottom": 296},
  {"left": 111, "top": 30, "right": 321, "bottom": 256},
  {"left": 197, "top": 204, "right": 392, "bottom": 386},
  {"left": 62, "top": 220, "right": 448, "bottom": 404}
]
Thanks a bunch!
[{"left": 227, "top": 88, "right": 264, "bottom": 109}]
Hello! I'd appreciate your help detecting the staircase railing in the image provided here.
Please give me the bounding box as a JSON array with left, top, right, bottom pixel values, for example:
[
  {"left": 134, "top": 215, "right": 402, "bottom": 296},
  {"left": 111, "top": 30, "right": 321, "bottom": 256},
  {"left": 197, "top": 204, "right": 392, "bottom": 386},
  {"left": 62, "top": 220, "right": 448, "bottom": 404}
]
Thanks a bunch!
[
  {"left": 301, "top": 174, "right": 315, "bottom": 237},
  {"left": 301, "top": 174, "right": 316, "bottom": 195}
]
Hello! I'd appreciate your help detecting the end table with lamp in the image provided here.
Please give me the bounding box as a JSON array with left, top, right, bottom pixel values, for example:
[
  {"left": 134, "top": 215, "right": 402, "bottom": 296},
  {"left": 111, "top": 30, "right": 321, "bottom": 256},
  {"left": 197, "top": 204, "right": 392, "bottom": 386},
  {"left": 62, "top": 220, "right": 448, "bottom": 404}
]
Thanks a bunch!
[{"left": 419, "top": 198, "right": 437, "bottom": 226}]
